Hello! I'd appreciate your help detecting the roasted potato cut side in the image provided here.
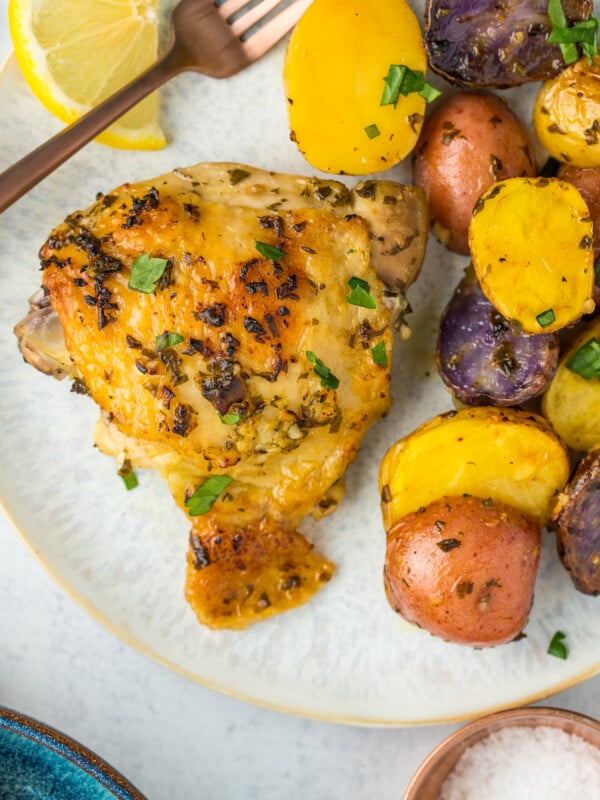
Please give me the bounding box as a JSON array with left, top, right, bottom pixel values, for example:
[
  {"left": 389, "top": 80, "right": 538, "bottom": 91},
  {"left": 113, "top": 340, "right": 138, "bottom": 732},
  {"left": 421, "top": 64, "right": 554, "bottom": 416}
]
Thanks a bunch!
[
  {"left": 551, "top": 450, "right": 600, "bottom": 595},
  {"left": 379, "top": 406, "right": 570, "bottom": 531},
  {"left": 542, "top": 315, "right": 600, "bottom": 452},
  {"left": 283, "top": 0, "right": 427, "bottom": 175},
  {"left": 412, "top": 92, "right": 535, "bottom": 254},
  {"left": 469, "top": 177, "right": 595, "bottom": 334},
  {"left": 385, "top": 495, "right": 541, "bottom": 647},
  {"left": 534, "top": 56, "right": 600, "bottom": 168}
]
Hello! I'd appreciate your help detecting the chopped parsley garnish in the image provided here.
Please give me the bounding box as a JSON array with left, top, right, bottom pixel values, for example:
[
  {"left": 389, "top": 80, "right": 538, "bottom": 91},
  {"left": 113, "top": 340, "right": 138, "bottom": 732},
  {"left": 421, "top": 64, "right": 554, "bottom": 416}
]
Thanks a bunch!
[
  {"left": 364, "top": 123, "right": 381, "bottom": 139},
  {"left": 118, "top": 460, "right": 138, "bottom": 491},
  {"left": 566, "top": 337, "right": 600, "bottom": 379},
  {"left": 347, "top": 276, "right": 376, "bottom": 309},
  {"left": 128, "top": 254, "right": 169, "bottom": 293},
  {"left": 371, "top": 341, "right": 388, "bottom": 367},
  {"left": 380, "top": 65, "right": 441, "bottom": 108},
  {"left": 255, "top": 240, "right": 286, "bottom": 260},
  {"left": 548, "top": 0, "right": 599, "bottom": 64},
  {"left": 306, "top": 351, "right": 340, "bottom": 389},
  {"left": 185, "top": 475, "right": 233, "bottom": 516},
  {"left": 595, "top": 258, "right": 600, "bottom": 287},
  {"left": 155, "top": 331, "right": 184, "bottom": 351},
  {"left": 548, "top": 630, "right": 568, "bottom": 659},
  {"left": 218, "top": 412, "right": 244, "bottom": 425},
  {"left": 536, "top": 308, "right": 556, "bottom": 328}
]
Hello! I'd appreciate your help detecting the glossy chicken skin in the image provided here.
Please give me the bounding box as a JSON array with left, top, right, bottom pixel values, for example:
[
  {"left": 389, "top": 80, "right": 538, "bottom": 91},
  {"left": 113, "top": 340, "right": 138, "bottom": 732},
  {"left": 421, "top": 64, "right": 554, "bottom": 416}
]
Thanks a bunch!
[{"left": 26, "top": 163, "right": 427, "bottom": 629}]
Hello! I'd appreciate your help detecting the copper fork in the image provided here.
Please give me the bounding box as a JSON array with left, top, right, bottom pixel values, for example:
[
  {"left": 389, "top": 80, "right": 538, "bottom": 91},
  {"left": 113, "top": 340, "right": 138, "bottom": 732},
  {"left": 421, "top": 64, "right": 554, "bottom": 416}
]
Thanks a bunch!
[{"left": 0, "top": 0, "right": 311, "bottom": 213}]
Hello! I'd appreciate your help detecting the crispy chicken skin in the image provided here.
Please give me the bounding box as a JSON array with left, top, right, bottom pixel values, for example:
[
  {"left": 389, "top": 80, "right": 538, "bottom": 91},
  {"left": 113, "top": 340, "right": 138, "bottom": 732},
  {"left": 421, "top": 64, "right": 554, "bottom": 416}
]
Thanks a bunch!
[{"left": 18, "top": 163, "right": 427, "bottom": 629}]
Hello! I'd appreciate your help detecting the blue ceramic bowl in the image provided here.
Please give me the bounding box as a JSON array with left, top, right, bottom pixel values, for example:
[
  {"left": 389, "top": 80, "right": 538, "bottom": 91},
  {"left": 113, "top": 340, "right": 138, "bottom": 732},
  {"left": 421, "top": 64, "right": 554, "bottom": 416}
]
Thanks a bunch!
[{"left": 0, "top": 705, "right": 147, "bottom": 799}]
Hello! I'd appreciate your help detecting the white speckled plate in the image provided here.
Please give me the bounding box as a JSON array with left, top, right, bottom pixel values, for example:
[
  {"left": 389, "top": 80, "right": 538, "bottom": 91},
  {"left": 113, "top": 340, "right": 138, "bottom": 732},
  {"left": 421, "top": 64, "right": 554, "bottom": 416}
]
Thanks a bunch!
[{"left": 1, "top": 1, "right": 599, "bottom": 726}]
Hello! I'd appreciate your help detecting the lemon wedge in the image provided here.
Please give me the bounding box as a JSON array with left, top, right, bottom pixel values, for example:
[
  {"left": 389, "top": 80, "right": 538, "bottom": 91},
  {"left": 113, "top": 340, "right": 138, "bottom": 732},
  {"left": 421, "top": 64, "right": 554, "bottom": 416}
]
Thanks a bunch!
[{"left": 9, "top": 0, "right": 166, "bottom": 149}]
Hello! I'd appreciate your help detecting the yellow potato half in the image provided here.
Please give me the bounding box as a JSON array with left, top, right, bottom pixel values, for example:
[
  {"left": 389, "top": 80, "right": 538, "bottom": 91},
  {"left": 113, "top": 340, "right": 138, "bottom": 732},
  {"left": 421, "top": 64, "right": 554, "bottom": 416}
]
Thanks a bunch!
[
  {"left": 543, "top": 316, "right": 600, "bottom": 452},
  {"left": 534, "top": 56, "right": 600, "bottom": 168},
  {"left": 379, "top": 406, "right": 569, "bottom": 530},
  {"left": 283, "top": 0, "right": 427, "bottom": 175},
  {"left": 469, "top": 177, "right": 595, "bottom": 333}
]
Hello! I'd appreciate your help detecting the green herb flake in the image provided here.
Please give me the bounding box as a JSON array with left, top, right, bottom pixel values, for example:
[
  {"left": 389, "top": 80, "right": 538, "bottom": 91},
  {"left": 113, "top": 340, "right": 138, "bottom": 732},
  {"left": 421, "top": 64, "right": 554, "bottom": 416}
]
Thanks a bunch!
[
  {"left": 380, "top": 64, "right": 441, "bottom": 108},
  {"left": 118, "top": 460, "right": 138, "bottom": 491},
  {"left": 306, "top": 350, "right": 340, "bottom": 389},
  {"left": 594, "top": 258, "right": 600, "bottom": 287},
  {"left": 364, "top": 123, "right": 381, "bottom": 140},
  {"left": 536, "top": 308, "right": 556, "bottom": 328},
  {"left": 548, "top": 630, "right": 568, "bottom": 659},
  {"left": 155, "top": 331, "right": 184, "bottom": 352},
  {"left": 566, "top": 337, "right": 600, "bottom": 380},
  {"left": 128, "top": 254, "right": 169, "bottom": 293},
  {"left": 371, "top": 341, "right": 388, "bottom": 367},
  {"left": 255, "top": 240, "right": 286, "bottom": 261},
  {"left": 218, "top": 412, "right": 244, "bottom": 425},
  {"left": 347, "top": 276, "right": 376, "bottom": 309},
  {"left": 185, "top": 475, "right": 233, "bottom": 517},
  {"left": 548, "top": 0, "right": 599, "bottom": 64}
]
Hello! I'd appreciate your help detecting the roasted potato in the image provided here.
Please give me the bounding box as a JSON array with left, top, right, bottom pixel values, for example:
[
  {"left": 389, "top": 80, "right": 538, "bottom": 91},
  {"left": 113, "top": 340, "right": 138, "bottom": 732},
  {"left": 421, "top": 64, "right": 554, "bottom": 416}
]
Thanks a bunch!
[
  {"left": 551, "top": 450, "right": 600, "bottom": 595},
  {"left": 412, "top": 92, "right": 535, "bottom": 253},
  {"left": 379, "top": 406, "right": 570, "bottom": 530},
  {"left": 384, "top": 495, "right": 541, "bottom": 646},
  {"left": 424, "top": 0, "right": 593, "bottom": 89},
  {"left": 437, "top": 268, "right": 559, "bottom": 405},
  {"left": 542, "top": 315, "right": 600, "bottom": 452},
  {"left": 557, "top": 164, "right": 600, "bottom": 261},
  {"left": 283, "top": 0, "right": 428, "bottom": 174},
  {"left": 469, "top": 177, "right": 595, "bottom": 334},
  {"left": 534, "top": 56, "right": 600, "bottom": 168}
]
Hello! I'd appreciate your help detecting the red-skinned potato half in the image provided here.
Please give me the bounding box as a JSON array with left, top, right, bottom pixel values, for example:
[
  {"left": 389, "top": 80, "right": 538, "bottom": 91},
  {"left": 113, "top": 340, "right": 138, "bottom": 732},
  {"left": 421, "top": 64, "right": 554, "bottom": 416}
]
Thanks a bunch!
[
  {"left": 384, "top": 495, "right": 541, "bottom": 647},
  {"left": 412, "top": 91, "right": 535, "bottom": 253}
]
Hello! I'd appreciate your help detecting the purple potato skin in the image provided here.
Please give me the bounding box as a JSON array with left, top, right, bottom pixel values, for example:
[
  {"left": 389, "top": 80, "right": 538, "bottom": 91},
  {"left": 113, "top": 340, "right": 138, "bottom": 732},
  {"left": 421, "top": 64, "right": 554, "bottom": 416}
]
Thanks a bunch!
[
  {"left": 552, "top": 451, "right": 600, "bottom": 595},
  {"left": 424, "top": 0, "right": 593, "bottom": 89},
  {"left": 437, "top": 270, "right": 559, "bottom": 406}
]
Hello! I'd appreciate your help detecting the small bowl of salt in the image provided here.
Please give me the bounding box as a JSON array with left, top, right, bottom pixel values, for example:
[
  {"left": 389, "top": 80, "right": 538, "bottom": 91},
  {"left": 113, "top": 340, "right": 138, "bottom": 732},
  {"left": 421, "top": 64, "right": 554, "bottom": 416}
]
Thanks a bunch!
[{"left": 403, "top": 706, "right": 600, "bottom": 800}]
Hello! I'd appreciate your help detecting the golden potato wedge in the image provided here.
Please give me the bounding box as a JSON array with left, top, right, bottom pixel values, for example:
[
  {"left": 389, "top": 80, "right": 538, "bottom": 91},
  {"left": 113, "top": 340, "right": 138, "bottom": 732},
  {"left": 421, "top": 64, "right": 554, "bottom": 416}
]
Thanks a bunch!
[
  {"left": 283, "top": 0, "right": 427, "bottom": 174},
  {"left": 468, "top": 177, "right": 595, "bottom": 333},
  {"left": 384, "top": 495, "right": 541, "bottom": 647},
  {"left": 534, "top": 56, "right": 600, "bottom": 168},
  {"left": 379, "top": 406, "right": 570, "bottom": 530},
  {"left": 542, "top": 315, "right": 600, "bottom": 452}
]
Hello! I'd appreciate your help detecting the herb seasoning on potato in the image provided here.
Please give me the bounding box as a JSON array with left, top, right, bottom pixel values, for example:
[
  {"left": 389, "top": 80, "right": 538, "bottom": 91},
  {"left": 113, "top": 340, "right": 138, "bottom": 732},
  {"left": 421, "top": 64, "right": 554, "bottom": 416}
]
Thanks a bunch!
[
  {"left": 412, "top": 92, "right": 535, "bottom": 254},
  {"left": 468, "top": 177, "right": 595, "bottom": 333},
  {"left": 384, "top": 495, "right": 541, "bottom": 647}
]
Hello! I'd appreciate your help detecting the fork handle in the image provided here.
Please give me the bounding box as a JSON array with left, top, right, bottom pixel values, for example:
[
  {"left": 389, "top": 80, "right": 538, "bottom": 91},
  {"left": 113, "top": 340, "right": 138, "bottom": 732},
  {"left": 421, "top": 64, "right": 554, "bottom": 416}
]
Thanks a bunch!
[{"left": 0, "top": 46, "right": 186, "bottom": 214}]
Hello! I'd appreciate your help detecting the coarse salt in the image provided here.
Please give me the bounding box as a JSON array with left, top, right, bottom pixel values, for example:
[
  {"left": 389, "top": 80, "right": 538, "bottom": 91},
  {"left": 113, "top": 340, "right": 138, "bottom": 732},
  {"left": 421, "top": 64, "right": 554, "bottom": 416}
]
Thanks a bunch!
[{"left": 439, "top": 724, "right": 600, "bottom": 800}]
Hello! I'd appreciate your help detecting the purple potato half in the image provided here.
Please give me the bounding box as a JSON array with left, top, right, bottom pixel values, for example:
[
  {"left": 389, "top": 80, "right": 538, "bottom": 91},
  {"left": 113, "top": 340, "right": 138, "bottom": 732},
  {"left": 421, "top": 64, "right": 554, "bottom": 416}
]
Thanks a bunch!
[
  {"left": 551, "top": 450, "right": 600, "bottom": 595},
  {"left": 437, "top": 269, "right": 559, "bottom": 406},
  {"left": 424, "top": 0, "right": 593, "bottom": 89}
]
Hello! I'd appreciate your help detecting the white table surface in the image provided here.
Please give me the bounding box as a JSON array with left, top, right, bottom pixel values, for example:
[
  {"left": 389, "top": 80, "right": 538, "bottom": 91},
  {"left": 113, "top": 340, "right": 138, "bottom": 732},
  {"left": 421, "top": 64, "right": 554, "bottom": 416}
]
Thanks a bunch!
[{"left": 2, "top": 6, "right": 600, "bottom": 799}]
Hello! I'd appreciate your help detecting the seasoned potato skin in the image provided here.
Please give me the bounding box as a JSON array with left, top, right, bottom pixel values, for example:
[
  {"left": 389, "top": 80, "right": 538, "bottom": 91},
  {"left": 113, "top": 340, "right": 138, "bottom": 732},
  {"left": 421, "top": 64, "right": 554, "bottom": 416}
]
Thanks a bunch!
[
  {"left": 437, "top": 268, "right": 559, "bottom": 405},
  {"left": 551, "top": 450, "right": 600, "bottom": 595},
  {"left": 542, "top": 315, "right": 600, "bottom": 452},
  {"left": 469, "top": 177, "right": 595, "bottom": 333},
  {"left": 412, "top": 92, "right": 535, "bottom": 253},
  {"left": 534, "top": 56, "right": 600, "bottom": 168},
  {"left": 379, "top": 406, "right": 570, "bottom": 530},
  {"left": 424, "top": 0, "right": 593, "bottom": 89},
  {"left": 384, "top": 495, "right": 541, "bottom": 647},
  {"left": 557, "top": 164, "right": 600, "bottom": 305}
]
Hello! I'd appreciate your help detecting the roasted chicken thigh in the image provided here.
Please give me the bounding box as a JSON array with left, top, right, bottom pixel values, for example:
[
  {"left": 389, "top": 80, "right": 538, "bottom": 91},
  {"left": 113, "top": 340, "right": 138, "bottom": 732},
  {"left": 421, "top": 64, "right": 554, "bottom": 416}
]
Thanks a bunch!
[{"left": 16, "top": 163, "right": 427, "bottom": 629}]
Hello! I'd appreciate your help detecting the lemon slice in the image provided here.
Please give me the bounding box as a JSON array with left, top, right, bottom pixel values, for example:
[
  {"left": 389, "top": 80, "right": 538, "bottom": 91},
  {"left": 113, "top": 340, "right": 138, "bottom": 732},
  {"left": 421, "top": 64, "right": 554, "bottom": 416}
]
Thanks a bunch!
[{"left": 9, "top": 0, "right": 166, "bottom": 149}]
